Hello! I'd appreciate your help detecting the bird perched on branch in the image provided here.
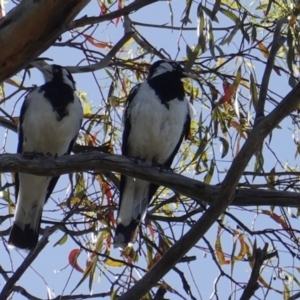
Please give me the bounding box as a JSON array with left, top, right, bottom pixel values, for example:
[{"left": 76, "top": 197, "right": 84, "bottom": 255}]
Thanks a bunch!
[
  {"left": 8, "top": 64, "right": 83, "bottom": 250},
  {"left": 114, "top": 60, "right": 196, "bottom": 249}
]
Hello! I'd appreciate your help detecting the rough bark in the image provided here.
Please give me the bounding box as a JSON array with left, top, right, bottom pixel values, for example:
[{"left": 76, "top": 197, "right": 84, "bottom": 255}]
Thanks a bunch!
[{"left": 0, "top": 0, "right": 90, "bottom": 83}]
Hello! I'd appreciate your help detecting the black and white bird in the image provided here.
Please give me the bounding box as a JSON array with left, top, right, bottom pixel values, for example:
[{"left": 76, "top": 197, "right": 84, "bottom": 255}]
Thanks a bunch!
[
  {"left": 8, "top": 64, "right": 83, "bottom": 250},
  {"left": 114, "top": 60, "right": 196, "bottom": 249}
]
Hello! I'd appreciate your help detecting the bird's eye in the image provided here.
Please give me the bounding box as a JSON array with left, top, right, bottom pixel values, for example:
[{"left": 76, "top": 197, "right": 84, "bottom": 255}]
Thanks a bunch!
[
  {"left": 172, "top": 63, "right": 178, "bottom": 69},
  {"left": 53, "top": 68, "right": 59, "bottom": 73}
]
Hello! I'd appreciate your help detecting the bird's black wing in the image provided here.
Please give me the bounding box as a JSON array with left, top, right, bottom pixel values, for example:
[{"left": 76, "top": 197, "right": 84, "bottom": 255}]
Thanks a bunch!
[
  {"left": 15, "top": 92, "right": 32, "bottom": 200},
  {"left": 121, "top": 84, "right": 140, "bottom": 157},
  {"left": 118, "top": 84, "right": 141, "bottom": 216}
]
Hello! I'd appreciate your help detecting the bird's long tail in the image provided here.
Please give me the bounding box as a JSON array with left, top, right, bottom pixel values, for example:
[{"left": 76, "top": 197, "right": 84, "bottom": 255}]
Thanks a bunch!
[
  {"left": 8, "top": 220, "right": 41, "bottom": 250},
  {"left": 8, "top": 174, "right": 51, "bottom": 250},
  {"left": 114, "top": 176, "right": 150, "bottom": 249}
]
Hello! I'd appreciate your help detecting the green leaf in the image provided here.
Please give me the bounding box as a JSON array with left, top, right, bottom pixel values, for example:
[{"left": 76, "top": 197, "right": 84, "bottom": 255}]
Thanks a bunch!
[
  {"left": 208, "top": 20, "right": 216, "bottom": 60},
  {"left": 288, "top": 75, "right": 297, "bottom": 88},
  {"left": 211, "top": 0, "right": 221, "bottom": 21},
  {"left": 219, "top": 137, "right": 229, "bottom": 158},
  {"left": 71, "top": 257, "right": 97, "bottom": 294},
  {"left": 219, "top": 7, "right": 239, "bottom": 23},
  {"left": 251, "top": 25, "right": 257, "bottom": 43},
  {"left": 253, "top": 152, "right": 264, "bottom": 179},
  {"left": 0, "top": 82, "right": 4, "bottom": 99},
  {"left": 204, "top": 160, "right": 215, "bottom": 184},
  {"left": 201, "top": 5, "right": 219, "bottom": 22},
  {"left": 197, "top": 3, "right": 206, "bottom": 53},
  {"left": 287, "top": 28, "right": 294, "bottom": 73},
  {"left": 192, "top": 129, "right": 209, "bottom": 163},
  {"left": 53, "top": 234, "right": 68, "bottom": 247},
  {"left": 265, "top": 0, "right": 274, "bottom": 16},
  {"left": 110, "top": 288, "right": 120, "bottom": 300},
  {"left": 249, "top": 72, "right": 258, "bottom": 109}
]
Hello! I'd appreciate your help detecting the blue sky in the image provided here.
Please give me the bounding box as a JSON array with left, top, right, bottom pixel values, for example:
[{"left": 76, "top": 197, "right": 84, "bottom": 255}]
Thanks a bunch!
[{"left": 0, "top": 1, "right": 299, "bottom": 299}]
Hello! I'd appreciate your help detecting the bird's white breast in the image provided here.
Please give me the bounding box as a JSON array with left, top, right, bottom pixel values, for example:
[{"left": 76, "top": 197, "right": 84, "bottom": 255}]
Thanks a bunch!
[
  {"left": 126, "top": 82, "right": 189, "bottom": 163},
  {"left": 21, "top": 88, "right": 82, "bottom": 155}
]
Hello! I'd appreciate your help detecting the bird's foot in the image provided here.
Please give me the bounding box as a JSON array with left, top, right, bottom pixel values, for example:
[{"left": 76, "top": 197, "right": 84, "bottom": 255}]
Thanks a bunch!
[
  {"left": 45, "top": 152, "right": 58, "bottom": 157},
  {"left": 151, "top": 160, "right": 172, "bottom": 173},
  {"left": 22, "top": 151, "right": 45, "bottom": 159},
  {"left": 130, "top": 156, "right": 146, "bottom": 165}
]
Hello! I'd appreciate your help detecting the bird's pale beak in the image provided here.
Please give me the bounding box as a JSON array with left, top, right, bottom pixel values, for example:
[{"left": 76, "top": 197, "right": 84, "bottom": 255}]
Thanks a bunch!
[{"left": 31, "top": 62, "right": 52, "bottom": 82}]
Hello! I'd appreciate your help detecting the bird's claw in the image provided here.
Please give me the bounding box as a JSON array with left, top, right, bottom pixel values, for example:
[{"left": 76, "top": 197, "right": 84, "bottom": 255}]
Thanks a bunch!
[{"left": 22, "top": 151, "right": 45, "bottom": 159}]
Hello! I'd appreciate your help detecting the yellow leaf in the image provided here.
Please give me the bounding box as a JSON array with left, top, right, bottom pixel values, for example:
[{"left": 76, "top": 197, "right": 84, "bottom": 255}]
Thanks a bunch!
[
  {"left": 257, "top": 40, "right": 269, "bottom": 58},
  {"left": 104, "top": 258, "right": 126, "bottom": 268},
  {"left": 232, "top": 230, "right": 247, "bottom": 261},
  {"left": 215, "top": 229, "right": 230, "bottom": 265},
  {"left": 78, "top": 91, "right": 91, "bottom": 115}
]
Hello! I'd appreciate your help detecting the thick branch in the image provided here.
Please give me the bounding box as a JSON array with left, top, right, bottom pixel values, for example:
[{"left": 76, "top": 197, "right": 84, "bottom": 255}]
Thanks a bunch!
[
  {"left": 0, "top": 0, "right": 90, "bottom": 83},
  {"left": 240, "top": 244, "right": 277, "bottom": 300},
  {"left": 0, "top": 152, "right": 300, "bottom": 207}
]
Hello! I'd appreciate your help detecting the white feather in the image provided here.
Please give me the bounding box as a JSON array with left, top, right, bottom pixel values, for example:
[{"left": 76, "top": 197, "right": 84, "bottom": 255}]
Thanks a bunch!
[
  {"left": 127, "top": 82, "right": 189, "bottom": 163},
  {"left": 14, "top": 88, "right": 82, "bottom": 230},
  {"left": 118, "top": 82, "right": 189, "bottom": 225},
  {"left": 21, "top": 89, "right": 82, "bottom": 155}
]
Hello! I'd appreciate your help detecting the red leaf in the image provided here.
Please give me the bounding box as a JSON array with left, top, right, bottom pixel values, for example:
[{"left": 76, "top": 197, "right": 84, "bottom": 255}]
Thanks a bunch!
[
  {"left": 256, "top": 40, "right": 269, "bottom": 58},
  {"left": 219, "top": 80, "right": 237, "bottom": 104},
  {"left": 222, "top": 80, "right": 230, "bottom": 93},
  {"left": 273, "top": 66, "right": 281, "bottom": 76},
  {"left": 219, "top": 84, "right": 236, "bottom": 104},
  {"left": 103, "top": 182, "right": 116, "bottom": 226},
  {"left": 100, "top": 3, "right": 108, "bottom": 15},
  {"left": 145, "top": 220, "right": 155, "bottom": 240},
  {"left": 118, "top": 0, "right": 123, "bottom": 9},
  {"left": 104, "top": 183, "right": 112, "bottom": 203},
  {"left": 68, "top": 249, "right": 84, "bottom": 273},
  {"left": 262, "top": 210, "right": 294, "bottom": 237},
  {"left": 83, "top": 34, "right": 113, "bottom": 49},
  {"left": 115, "top": 0, "right": 123, "bottom": 25}
]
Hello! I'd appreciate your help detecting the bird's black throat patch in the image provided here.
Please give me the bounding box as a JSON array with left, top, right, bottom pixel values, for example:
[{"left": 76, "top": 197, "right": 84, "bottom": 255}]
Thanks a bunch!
[
  {"left": 148, "top": 72, "right": 185, "bottom": 108},
  {"left": 40, "top": 81, "right": 74, "bottom": 121}
]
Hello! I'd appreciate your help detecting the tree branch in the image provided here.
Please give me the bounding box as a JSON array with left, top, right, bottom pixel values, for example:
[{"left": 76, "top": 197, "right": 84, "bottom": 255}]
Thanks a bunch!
[
  {"left": 66, "top": 16, "right": 134, "bottom": 74},
  {"left": 240, "top": 244, "right": 277, "bottom": 300},
  {"left": 255, "top": 17, "right": 287, "bottom": 120},
  {"left": 67, "top": 0, "right": 159, "bottom": 30},
  {"left": 0, "top": 152, "right": 300, "bottom": 207},
  {"left": 0, "top": 0, "right": 90, "bottom": 83}
]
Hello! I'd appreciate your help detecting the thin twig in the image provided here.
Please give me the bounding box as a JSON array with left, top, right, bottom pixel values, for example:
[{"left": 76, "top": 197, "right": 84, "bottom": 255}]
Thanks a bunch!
[
  {"left": 0, "top": 226, "right": 56, "bottom": 299},
  {"left": 66, "top": 32, "right": 134, "bottom": 73},
  {"left": 67, "top": 0, "right": 159, "bottom": 30},
  {"left": 255, "top": 17, "right": 287, "bottom": 120}
]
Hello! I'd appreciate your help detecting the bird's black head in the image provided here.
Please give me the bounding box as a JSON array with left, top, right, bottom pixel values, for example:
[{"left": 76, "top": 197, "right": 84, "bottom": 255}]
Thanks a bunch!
[
  {"left": 39, "top": 64, "right": 76, "bottom": 90},
  {"left": 147, "top": 60, "right": 187, "bottom": 81}
]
